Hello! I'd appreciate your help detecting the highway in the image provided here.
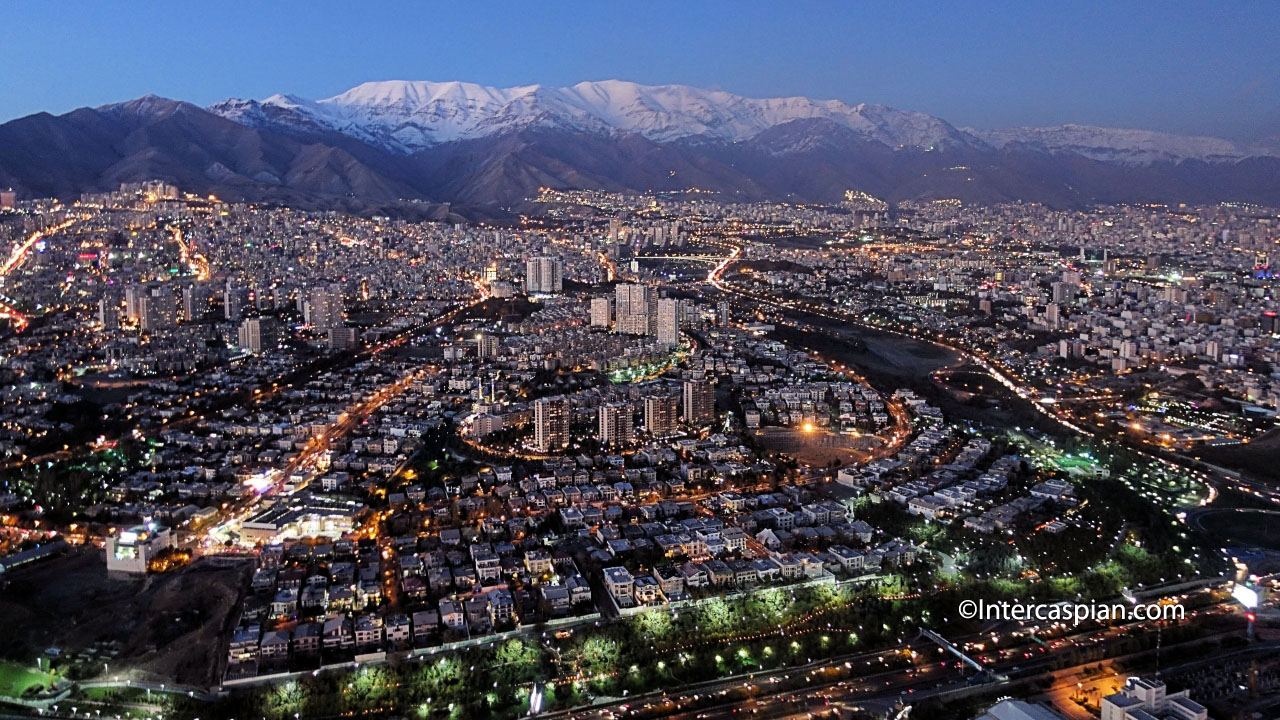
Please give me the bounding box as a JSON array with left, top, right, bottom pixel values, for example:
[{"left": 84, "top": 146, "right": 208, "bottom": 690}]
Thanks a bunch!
[
  {"left": 0, "top": 218, "right": 81, "bottom": 329},
  {"left": 167, "top": 225, "right": 211, "bottom": 281},
  {"left": 539, "top": 595, "right": 1248, "bottom": 720}
]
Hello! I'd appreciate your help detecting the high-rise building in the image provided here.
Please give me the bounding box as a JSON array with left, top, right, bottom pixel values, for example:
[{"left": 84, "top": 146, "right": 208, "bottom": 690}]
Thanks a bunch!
[
  {"left": 589, "top": 297, "right": 612, "bottom": 327},
  {"left": 238, "top": 316, "right": 279, "bottom": 354},
  {"left": 123, "top": 180, "right": 178, "bottom": 201},
  {"left": 598, "top": 403, "right": 634, "bottom": 446},
  {"left": 615, "top": 283, "right": 651, "bottom": 335},
  {"left": 97, "top": 297, "right": 119, "bottom": 330},
  {"left": 656, "top": 297, "right": 681, "bottom": 346},
  {"left": 328, "top": 327, "right": 359, "bottom": 351},
  {"left": 525, "top": 256, "right": 564, "bottom": 294},
  {"left": 682, "top": 379, "right": 715, "bottom": 426},
  {"left": 533, "top": 397, "right": 570, "bottom": 452},
  {"left": 477, "top": 334, "right": 501, "bottom": 359},
  {"left": 182, "top": 284, "right": 209, "bottom": 322},
  {"left": 614, "top": 283, "right": 644, "bottom": 319},
  {"left": 140, "top": 287, "right": 176, "bottom": 331},
  {"left": 717, "top": 301, "right": 731, "bottom": 327},
  {"left": 273, "top": 286, "right": 294, "bottom": 310},
  {"left": 1261, "top": 311, "right": 1279, "bottom": 334},
  {"left": 224, "top": 283, "right": 248, "bottom": 321},
  {"left": 472, "top": 413, "right": 504, "bottom": 438},
  {"left": 308, "top": 284, "right": 344, "bottom": 330},
  {"left": 0, "top": 189, "right": 15, "bottom": 209},
  {"left": 131, "top": 295, "right": 150, "bottom": 330},
  {"left": 124, "top": 285, "right": 147, "bottom": 322},
  {"left": 644, "top": 395, "right": 678, "bottom": 438}
]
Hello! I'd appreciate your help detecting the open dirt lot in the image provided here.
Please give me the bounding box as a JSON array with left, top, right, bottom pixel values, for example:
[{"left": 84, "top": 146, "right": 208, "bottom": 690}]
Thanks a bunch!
[
  {"left": 1197, "top": 427, "right": 1280, "bottom": 484},
  {"left": 0, "top": 546, "right": 250, "bottom": 686}
]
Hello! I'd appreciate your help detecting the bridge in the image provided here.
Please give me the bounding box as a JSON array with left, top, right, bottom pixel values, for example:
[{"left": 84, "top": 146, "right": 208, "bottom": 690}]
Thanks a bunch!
[
  {"left": 633, "top": 254, "right": 725, "bottom": 262},
  {"left": 918, "top": 628, "right": 995, "bottom": 678}
]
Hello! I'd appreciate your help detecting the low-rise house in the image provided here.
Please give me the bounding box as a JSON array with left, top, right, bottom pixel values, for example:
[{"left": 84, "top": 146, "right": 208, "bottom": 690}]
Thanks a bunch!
[
  {"left": 292, "top": 622, "right": 321, "bottom": 655},
  {"left": 385, "top": 614, "right": 411, "bottom": 647},
  {"left": 228, "top": 625, "right": 261, "bottom": 663},
  {"left": 488, "top": 588, "right": 516, "bottom": 625},
  {"left": 541, "top": 584, "right": 571, "bottom": 616},
  {"left": 323, "top": 616, "right": 353, "bottom": 649},
  {"left": 411, "top": 609, "right": 439, "bottom": 644},
  {"left": 439, "top": 599, "right": 466, "bottom": 631},
  {"left": 603, "top": 566, "right": 635, "bottom": 605},
  {"left": 354, "top": 614, "right": 384, "bottom": 648},
  {"left": 260, "top": 629, "right": 291, "bottom": 659},
  {"left": 633, "top": 574, "right": 663, "bottom": 605}
]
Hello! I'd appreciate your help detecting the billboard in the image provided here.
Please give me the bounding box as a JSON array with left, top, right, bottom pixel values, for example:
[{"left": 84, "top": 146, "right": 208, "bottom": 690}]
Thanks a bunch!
[{"left": 1232, "top": 583, "right": 1260, "bottom": 609}]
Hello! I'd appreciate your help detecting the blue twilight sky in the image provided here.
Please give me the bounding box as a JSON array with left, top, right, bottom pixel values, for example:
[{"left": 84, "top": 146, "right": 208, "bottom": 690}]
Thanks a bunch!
[{"left": 2, "top": 1, "right": 1278, "bottom": 141}]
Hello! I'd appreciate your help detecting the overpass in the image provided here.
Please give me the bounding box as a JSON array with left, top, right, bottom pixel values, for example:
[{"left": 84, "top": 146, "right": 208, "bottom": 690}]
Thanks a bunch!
[
  {"left": 634, "top": 254, "right": 724, "bottom": 262},
  {"left": 918, "top": 628, "right": 994, "bottom": 678}
]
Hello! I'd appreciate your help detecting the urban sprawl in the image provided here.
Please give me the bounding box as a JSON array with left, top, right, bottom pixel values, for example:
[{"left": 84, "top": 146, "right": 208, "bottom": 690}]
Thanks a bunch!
[{"left": 0, "top": 184, "right": 1276, "bottom": 720}]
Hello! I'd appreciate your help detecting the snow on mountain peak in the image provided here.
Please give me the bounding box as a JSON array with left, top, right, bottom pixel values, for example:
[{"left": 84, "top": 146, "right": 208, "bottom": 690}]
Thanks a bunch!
[
  {"left": 209, "top": 79, "right": 977, "bottom": 152},
  {"left": 966, "top": 124, "right": 1254, "bottom": 164},
  {"left": 99, "top": 94, "right": 188, "bottom": 119},
  {"left": 325, "top": 80, "right": 543, "bottom": 109},
  {"left": 205, "top": 80, "right": 1277, "bottom": 165}
]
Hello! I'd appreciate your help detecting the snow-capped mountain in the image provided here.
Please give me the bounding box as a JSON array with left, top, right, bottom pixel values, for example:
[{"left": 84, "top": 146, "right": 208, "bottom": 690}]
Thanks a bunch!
[
  {"left": 209, "top": 79, "right": 983, "bottom": 153},
  {"left": 967, "top": 124, "right": 1257, "bottom": 165},
  {"left": 5, "top": 80, "right": 1280, "bottom": 215},
  {"left": 210, "top": 80, "right": 1280, "bottom": 168}
]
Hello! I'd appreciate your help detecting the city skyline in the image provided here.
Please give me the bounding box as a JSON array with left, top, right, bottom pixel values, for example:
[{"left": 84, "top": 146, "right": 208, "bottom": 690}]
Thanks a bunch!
[
  {"left": 1, "top": 6, "right": 1278, "bottom": 720},
  {"left": 2, "top": 179, "right": 1274, "bottom": 720}
]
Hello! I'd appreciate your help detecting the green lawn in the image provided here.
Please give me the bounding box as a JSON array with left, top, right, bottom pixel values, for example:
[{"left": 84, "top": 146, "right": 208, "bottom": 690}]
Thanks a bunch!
[{"left": 0, "top": 660, "right": 55, "bottom": 698}]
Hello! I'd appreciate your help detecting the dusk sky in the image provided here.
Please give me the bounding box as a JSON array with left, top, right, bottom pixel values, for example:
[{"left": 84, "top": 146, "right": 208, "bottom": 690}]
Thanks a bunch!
[{"left": 3, "top": 0, "right": 1279, "bottom": 140}]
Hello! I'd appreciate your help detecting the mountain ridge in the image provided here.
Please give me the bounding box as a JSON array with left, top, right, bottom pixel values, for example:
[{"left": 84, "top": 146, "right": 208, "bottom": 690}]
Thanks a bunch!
[
  {"left": 2, "top": 80, "right": 1279, "bottom": 216},
  {"left": 209, "top": 79, "right": 1274, "bottom": 164}
]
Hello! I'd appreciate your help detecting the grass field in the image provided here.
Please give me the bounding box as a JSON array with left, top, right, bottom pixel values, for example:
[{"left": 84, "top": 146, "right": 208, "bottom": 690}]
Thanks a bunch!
[{"left": 0, "top": 659, "right": 55, "bottom": 697}]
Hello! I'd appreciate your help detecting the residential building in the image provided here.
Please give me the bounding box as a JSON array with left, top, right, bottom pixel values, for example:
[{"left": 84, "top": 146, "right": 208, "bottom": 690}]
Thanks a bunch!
[
  {"left": 534, "top": 397, "right": 570, "bottom": 452},
  {"left": 683, "top": 379, "right": 715, "bottom": 425},
  {"left": 598, "top": 402, "right": 634, "bottom": 446}
]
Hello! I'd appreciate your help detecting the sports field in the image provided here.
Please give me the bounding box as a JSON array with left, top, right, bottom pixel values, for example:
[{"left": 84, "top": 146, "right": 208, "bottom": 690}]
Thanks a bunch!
[{"left": 0, "top": 659, "right": 55, "bottom": 697}]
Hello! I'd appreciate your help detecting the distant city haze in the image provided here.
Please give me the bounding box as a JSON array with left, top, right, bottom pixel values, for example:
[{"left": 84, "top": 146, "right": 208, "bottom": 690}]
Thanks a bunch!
[{"left": 3, "top": 1, "right": 1279, "bottom": 142}]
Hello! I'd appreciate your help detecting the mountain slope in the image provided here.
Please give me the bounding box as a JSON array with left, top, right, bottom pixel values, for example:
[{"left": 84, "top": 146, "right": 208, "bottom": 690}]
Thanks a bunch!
[
  {"left": 3, "top": 81, "right": 1280, "bottom": 215},
  {"left": 209, "top": 79, "right": 987, "bottom": 153},
  {"left": 967, "top": 124, "right": 1252, "bottom": 164},
  {"left": 0, "top": 96, "right": 463, "bottom": 217},
  {"left": 211, "top": 79, "right": 1277, "bottom": 166}
]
